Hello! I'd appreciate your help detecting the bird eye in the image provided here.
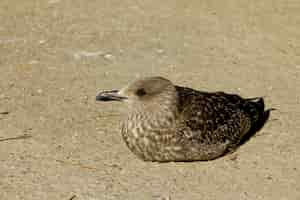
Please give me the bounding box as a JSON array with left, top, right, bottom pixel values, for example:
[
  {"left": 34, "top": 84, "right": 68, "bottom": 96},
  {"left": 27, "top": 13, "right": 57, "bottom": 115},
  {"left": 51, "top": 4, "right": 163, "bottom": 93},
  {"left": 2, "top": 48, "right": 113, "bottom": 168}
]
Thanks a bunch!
[{"left": 136, "top": 88, "right": 147, "bottom": 96}]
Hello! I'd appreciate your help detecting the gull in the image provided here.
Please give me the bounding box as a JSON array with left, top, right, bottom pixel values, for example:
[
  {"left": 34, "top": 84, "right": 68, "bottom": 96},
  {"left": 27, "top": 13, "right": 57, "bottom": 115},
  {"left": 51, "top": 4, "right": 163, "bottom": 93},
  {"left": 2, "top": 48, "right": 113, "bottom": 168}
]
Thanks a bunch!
[{"left": 96, "top": 76, "right": 271, "bottom": 162}]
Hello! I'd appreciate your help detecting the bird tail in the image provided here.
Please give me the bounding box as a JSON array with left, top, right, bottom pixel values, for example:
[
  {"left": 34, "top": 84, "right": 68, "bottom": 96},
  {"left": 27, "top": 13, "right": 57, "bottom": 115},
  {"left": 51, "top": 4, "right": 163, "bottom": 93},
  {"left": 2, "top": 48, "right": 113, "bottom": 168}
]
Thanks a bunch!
[
  {"left": 242, "top": 97, "right": 274, "bottom": 136},
  {"left": 237, "top": 97, "right": 274, "bottom": 145}
]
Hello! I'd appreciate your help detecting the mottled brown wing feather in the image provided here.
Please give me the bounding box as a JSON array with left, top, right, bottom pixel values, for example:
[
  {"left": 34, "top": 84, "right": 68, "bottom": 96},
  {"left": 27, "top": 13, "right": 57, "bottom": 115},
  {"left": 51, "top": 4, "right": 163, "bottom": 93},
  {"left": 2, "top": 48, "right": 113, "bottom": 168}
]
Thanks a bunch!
[{"left": 175, "top": 86, "right": 252, "bottom": 146}]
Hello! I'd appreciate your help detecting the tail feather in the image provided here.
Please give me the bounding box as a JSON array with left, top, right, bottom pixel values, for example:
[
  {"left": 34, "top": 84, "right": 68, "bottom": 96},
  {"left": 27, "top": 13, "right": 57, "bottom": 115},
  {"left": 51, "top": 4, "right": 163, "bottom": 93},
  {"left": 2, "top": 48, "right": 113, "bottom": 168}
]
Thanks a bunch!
[
  {"left": 244, "top": 97, "right": 265, "bottom": 123},
  {"left": 239, "top": 97, "right": 274, "bottom": 144}
]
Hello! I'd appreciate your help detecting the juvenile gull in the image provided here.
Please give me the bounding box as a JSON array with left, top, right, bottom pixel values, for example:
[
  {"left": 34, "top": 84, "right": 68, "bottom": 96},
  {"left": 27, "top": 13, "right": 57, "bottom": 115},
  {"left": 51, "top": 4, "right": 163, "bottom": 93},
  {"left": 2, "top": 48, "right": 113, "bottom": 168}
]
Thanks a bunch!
[{"left": 96, "top": 77, "right": 270, "bottom": 162}]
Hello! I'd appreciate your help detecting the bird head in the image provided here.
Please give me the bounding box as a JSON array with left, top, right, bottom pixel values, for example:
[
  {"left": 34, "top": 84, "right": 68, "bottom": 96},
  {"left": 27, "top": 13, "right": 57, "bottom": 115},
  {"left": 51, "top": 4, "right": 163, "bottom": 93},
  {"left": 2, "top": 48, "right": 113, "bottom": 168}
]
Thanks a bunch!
[{"left": 96, "top": 77, "right": 177, "bottom": 110}]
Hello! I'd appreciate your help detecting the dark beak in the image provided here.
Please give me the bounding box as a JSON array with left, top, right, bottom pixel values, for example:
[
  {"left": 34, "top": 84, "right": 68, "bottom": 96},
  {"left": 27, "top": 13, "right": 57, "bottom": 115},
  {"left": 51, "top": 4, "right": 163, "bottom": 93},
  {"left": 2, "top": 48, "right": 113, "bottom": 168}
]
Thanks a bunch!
[{"left": 96, "top": 90, "right": 127, "bottom": 102}]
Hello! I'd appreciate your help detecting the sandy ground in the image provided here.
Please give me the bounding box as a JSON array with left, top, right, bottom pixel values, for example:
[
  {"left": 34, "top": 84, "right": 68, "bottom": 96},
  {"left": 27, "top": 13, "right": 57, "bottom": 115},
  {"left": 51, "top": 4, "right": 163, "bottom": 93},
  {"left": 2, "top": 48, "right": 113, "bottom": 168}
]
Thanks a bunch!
[{"left": 0, "top": 0, "right": 300, "bottom": 199}]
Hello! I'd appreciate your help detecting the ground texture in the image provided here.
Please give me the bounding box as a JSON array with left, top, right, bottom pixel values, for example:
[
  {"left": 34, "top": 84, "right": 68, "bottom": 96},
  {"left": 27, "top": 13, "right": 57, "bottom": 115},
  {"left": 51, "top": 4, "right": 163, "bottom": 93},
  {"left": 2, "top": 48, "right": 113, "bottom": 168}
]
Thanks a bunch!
[{"left": 0, "top": 0, "right": 299, "bottom": 199}]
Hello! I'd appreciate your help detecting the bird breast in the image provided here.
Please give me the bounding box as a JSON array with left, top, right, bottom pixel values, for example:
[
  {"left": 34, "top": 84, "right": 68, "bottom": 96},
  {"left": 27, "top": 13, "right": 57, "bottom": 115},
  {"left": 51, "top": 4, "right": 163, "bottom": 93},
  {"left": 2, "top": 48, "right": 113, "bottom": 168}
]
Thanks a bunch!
[{"left": 121, "top": 109, "right": 178, "bottom": 160}]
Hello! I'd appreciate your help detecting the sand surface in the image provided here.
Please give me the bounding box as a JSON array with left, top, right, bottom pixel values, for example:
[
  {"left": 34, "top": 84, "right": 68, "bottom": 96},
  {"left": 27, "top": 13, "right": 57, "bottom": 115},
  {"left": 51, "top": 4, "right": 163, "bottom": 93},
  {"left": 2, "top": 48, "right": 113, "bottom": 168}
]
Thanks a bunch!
[{"left": 0, "top": 0, "right": 299, "bottom": 199}]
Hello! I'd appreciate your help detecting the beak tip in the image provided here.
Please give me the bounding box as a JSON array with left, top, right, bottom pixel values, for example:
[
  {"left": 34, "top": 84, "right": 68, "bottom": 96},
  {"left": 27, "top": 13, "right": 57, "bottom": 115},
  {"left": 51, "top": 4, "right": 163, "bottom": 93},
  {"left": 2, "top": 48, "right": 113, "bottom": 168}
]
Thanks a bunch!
[
  {"left": 95, "top": 93, "right": 111, "bottom": 102},
  {"left": 95, "top": 95, "right": 101, "bottom": 101}
]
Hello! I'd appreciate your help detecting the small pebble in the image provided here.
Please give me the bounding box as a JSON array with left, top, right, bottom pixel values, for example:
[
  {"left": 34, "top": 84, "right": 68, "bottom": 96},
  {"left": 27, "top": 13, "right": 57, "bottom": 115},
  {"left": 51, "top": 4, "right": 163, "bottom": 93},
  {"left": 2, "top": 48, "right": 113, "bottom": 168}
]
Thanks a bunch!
[
  {"left": 103, "top": 53, "right": 114, "bottom": 60},
  {"left": 0, "top": 111, "right": 9, "bottom": 115},
  {"left": 156, "top": 49, "right": 165, "bottom": 54},
  {"left": 29, "top": 60, "right": 39, "bottom": 65},
  {"left": 37, "top": 89, "right": 43, "bottom": 94},
  {"left": 48, "top": 0, "right": 60, "bottom": 4}
]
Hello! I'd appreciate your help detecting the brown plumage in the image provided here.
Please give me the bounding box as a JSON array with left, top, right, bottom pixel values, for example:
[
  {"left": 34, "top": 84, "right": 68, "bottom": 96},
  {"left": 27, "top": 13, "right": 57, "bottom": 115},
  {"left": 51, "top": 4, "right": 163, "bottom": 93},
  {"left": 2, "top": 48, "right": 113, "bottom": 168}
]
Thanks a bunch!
[{"left": 96, "top": 76, "right": 270, "bottom": 162}]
